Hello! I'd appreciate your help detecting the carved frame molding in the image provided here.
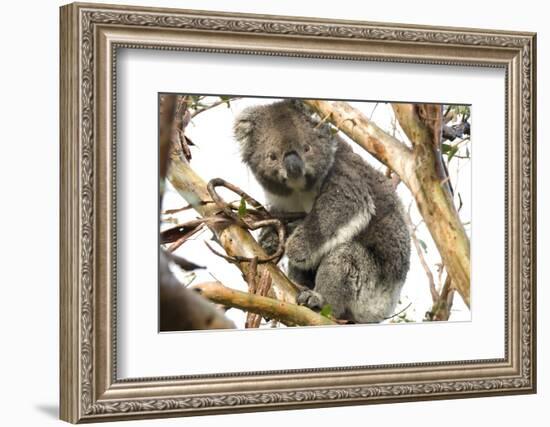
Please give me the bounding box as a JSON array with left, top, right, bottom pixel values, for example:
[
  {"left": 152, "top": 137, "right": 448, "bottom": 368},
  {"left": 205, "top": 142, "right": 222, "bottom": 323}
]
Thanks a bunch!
[{"left": 60, "top": 2, "right": 536, "bottom": 423}]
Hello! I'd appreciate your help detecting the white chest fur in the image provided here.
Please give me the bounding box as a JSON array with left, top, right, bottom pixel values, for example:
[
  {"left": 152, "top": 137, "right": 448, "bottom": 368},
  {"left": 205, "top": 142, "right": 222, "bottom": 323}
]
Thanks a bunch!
[{"left": 265, "top": 189, "right": 317, "bottom": 213}]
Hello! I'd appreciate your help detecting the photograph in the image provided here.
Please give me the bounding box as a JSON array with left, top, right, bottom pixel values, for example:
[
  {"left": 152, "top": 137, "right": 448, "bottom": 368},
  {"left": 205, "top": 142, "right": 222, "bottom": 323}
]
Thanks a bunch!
[
  {"left": 159, "top": 95, "right": 472, "bottom": 331},
  {"left": 57, "top": 3, "right": 536, "bottom": 422}
]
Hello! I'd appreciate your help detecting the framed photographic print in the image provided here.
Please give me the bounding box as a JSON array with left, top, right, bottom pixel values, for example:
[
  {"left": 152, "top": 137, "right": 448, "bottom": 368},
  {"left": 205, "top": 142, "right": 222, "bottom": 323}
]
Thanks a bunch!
[{"left": 59, "top": 2, "right": 537, "bottom": 423}]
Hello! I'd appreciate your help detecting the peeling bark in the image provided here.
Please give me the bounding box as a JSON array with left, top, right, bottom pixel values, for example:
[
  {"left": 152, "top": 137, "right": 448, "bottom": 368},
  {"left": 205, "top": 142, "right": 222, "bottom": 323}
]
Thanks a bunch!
[{"left": 392, "top": 103, "right": 470, "bottom": 308}]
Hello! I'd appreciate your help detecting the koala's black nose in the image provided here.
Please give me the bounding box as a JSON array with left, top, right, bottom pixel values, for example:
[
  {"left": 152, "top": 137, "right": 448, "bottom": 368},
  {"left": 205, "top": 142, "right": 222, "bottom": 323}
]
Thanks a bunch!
[{"left": 283, "top": 151, "right": 304, "bottom": 179}]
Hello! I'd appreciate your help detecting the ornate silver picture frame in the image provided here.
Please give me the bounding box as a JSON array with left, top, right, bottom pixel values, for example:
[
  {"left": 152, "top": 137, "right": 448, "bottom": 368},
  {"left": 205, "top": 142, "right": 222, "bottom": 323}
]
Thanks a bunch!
[{"left": 60, "top": 2, "right": 536, "bottom": 423}]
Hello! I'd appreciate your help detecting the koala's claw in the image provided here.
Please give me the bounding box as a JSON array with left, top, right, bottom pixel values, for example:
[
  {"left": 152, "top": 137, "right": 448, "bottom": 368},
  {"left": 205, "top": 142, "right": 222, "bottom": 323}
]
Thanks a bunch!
[{"left": 296, "top": 289, "right": 325, "bottom": 311}]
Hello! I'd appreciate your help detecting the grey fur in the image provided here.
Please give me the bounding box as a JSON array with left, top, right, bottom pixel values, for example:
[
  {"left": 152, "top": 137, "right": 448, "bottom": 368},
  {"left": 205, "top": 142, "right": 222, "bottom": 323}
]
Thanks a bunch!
[{"left": 235, "top": 100, "right": 411, "bottom": 323}]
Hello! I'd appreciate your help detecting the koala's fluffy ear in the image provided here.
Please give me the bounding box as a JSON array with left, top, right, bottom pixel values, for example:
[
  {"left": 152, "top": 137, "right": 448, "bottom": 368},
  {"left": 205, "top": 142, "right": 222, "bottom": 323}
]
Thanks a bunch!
[
  {"left": 234, "top": 106, "right": 259, "bottom": 163},
  {"left": 233, "top": 107, "right": 256, "bottom": 146},
  {"left": 290, "top": 99, "right": 334, "bottom": 139},
  {"left": 289, "top": 98, "right": 310, "bottom": 114}
]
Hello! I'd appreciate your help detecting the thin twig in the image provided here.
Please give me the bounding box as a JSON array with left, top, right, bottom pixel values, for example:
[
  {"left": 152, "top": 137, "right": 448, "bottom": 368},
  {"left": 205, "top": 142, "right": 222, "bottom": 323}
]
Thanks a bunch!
[
  {"left": 369, "top": 102, "right": 379, "bottom": 120},
  {"left": 191, "top": 96, "right": 242, "bottom": 118},
  {"left": 427, "top": 274, "right": 455, "bottom": 321},
  {"left": 161, "top": 216, "right": 230, "bottom": 245},
  {"left": 206, "top": 178, "right": 286, "bottom": 264},
  {"left": 162, "top": 200, "right": 214, "bottom": 215},
  {"left": 204, "top": 241, "right": 240, "bottom": 265},
  {"left": 405, "top": 205, "right": 439, "bottom": 302},
  {"left": 167, "top": 225, "right": 205, "bottom": 253},
  {"left": 384, "top": 302, "right": 412, "bottom": 320}
]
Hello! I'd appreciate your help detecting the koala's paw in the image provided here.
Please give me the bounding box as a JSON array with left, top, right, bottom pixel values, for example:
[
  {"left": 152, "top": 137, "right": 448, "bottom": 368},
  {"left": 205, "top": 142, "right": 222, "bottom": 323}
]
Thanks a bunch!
[
  {"left": 285, "top": 232, "right": 310, "bottom": 268},
  {"left": 296, "top": 289, "right": 325, "bottom": 311},
  {"left": 258, "top": 227, "right": 279, "bottom": 256}
]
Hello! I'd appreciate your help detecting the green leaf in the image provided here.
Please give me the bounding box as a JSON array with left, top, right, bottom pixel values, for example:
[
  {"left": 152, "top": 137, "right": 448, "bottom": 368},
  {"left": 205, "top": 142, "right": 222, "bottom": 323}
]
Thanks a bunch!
[
  {"left": 219, "top": 96, "right": 232, "bottom": 108},
  {"left": 238, "top": 197, "right": 247, "bottom": 218},
  {"left": 447, "top": 145, "right": 459, "bottom": 161},
  {"left": 458, "top": 105, "right": 471, "bottom": 116},
  {"left": 189, "top": 95, "right": 203, "bottom": 109},
  {"left": 320, "top": 304, "right": 333, "bottom": 318},
  {"left": 418, "top": 239, "right": 428, "bottom": 253},
  {"left": 442, "top": 143, "right": 459, "bottom": 161},
  {"left": 447, "top": 105, "right": 471, "bottom": 118}
]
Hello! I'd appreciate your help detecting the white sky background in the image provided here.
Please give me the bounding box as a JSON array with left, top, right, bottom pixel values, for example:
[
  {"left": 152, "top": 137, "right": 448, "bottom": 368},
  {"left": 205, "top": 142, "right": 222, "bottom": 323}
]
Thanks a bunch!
[{"left": 161, "top": 97, "right": 471, "bottom": 327}]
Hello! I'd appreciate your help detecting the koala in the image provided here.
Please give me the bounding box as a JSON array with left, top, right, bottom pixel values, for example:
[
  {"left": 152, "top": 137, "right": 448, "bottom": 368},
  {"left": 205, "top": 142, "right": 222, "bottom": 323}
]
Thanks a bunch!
[{"left": 234, "top": 100, "right": 411, "bottom": 323}]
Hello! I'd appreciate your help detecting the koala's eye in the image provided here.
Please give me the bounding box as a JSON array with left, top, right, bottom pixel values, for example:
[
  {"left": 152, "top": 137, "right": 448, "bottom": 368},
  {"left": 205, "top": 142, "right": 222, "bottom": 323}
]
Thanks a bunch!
[
  {"left": 304, "top": 144, "right": 311, "bottom": 153},
  {"left": 269, "top": 152, "right": 277, "bottom": 161}
]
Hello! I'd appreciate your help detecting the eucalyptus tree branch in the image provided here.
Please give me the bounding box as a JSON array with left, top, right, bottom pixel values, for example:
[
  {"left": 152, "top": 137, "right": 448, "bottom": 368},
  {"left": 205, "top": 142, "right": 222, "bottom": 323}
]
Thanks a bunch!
[
  {"left": 404, "top": 208, "right": 438, "bottom": 303},
  {"left": 167, "top": 154, "right": 300, "bottom": 304},
  {"left": 304, "top": 100, "right": 413, "bottom": 180},
  {"left": 193, "top": 281, "right": 336, "bottom": 327},
  {"left": 159, "top": 94, "right": 234, "bottom": 331},
  {"left": 159, "top": 252, "right": 235, "bottom": 331},
  {"left": 191, "top": 96, "right": 242, "bottom": 118},
  {"left": 392, "top": 104, "right": 470, "bottom": 308},
  {"left": 427, "top": 274, "right": 455, "bottom": 321}
]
